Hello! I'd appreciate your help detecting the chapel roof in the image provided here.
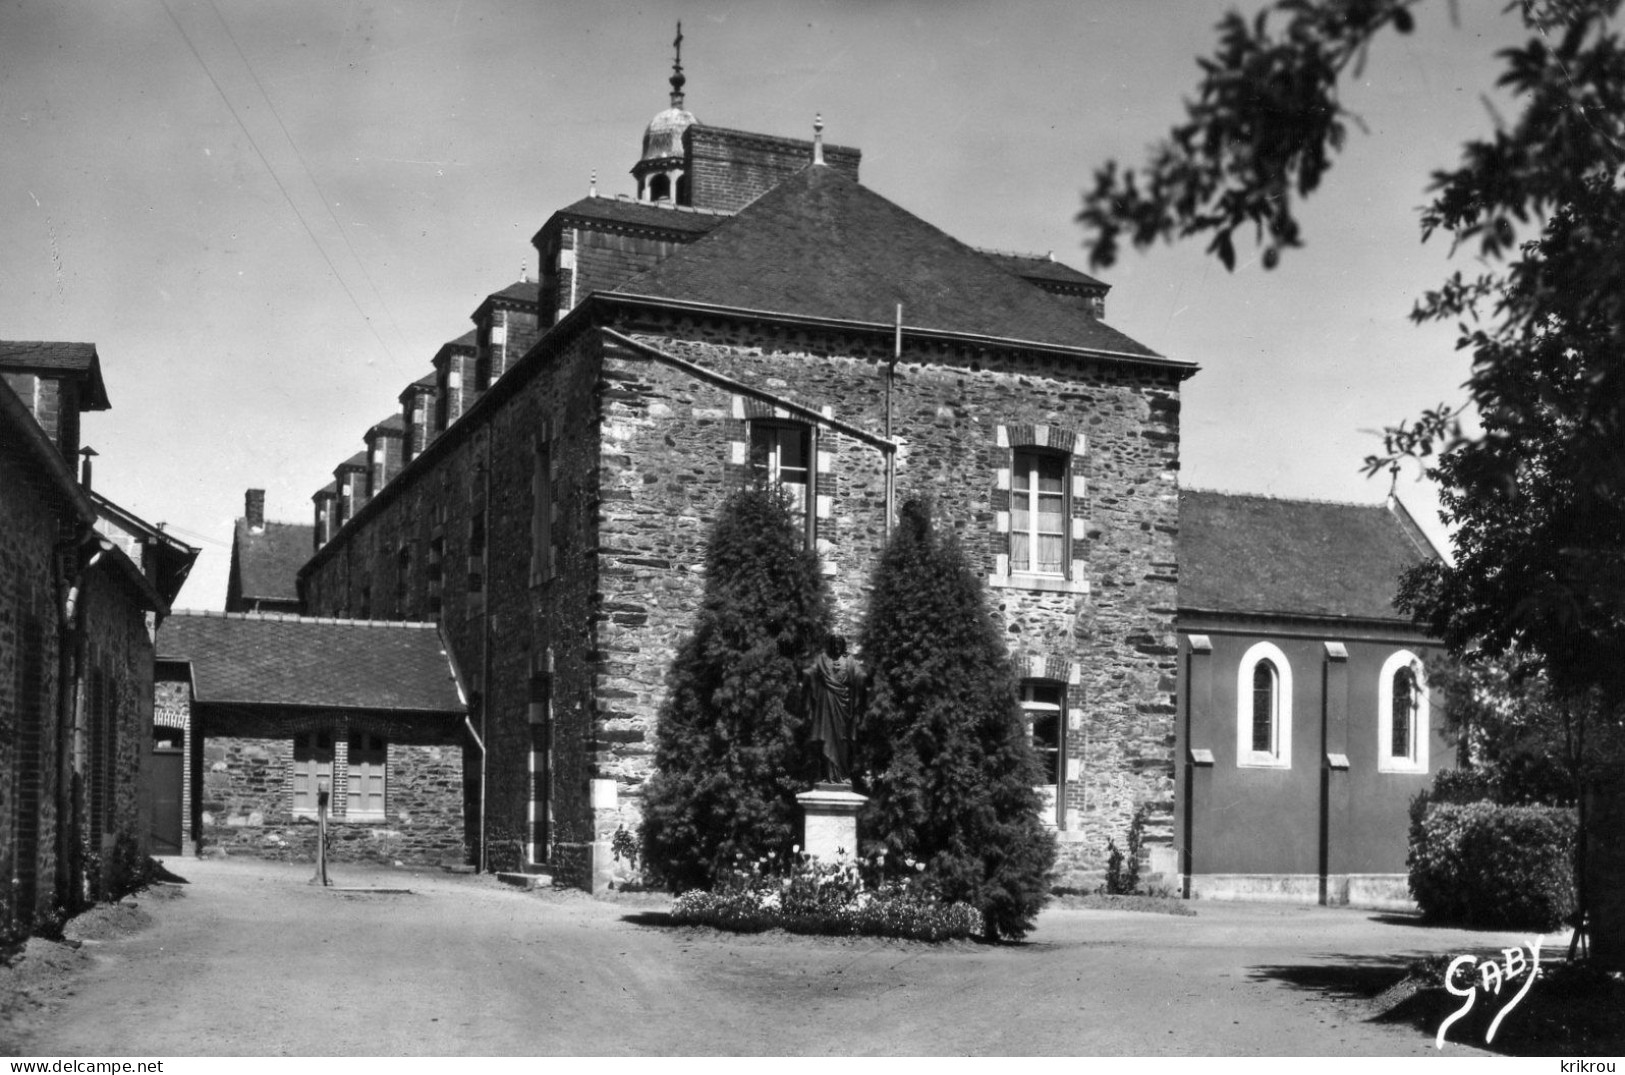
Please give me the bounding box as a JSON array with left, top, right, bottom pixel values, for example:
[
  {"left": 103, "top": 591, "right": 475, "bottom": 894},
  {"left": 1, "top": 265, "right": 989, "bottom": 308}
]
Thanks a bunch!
[{"left": 1178, "top": 489, "right": 1441, "bottom": 622}]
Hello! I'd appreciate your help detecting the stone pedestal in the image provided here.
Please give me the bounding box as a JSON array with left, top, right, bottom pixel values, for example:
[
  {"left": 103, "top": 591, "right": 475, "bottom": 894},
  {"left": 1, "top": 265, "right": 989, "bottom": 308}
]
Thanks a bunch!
[{"left": 796, "top": 783, "right": 868, "bottom": 862}]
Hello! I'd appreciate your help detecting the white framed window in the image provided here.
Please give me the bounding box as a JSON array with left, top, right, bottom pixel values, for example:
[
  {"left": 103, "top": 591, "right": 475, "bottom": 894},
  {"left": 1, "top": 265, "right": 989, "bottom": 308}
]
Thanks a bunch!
[
  {"left": 346, "top": 732, "right": 387, "bottom": 819},
  {"left": 1010, "top": 448, "right": 1068, "bottom": 576},
  {"left": 1236, "top": 641, "right": 1293, "bottom": 768},
  {"left": 749, "top": 420, "right": 813, "bottom": 537},
  {"left": 1378, "top": 649, "right": 1430, "bottom": 773},
  {"left": 1019, "top": 680, "right": 1066, "bottom": 826}
]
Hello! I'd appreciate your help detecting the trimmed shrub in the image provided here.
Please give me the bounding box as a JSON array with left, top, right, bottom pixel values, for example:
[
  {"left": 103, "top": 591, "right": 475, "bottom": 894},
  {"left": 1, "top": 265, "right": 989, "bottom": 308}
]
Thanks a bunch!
[
  {"left": 1408, "top": 800, "right": 1577, "bottom": 930},
  {"left": 640, "top": 488, "right": 833, "bottom": 892},
  {"left": 855, "top": 498, "right": 1056, "bottom": 940}
]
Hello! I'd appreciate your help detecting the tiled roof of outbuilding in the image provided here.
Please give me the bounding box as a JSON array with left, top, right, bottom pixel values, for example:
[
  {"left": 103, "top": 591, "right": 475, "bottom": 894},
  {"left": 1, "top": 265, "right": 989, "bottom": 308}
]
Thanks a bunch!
[
  {"left": 611, "top": 165, "right": 1165, "bottom": 360},
  {"left": 1178, "top": 490, "right": 1441, "bottom": 622},
  {"left": 158, "top": 611, "right": 464, "bottom": 712},
  {"left": 232, "top": 519, "right": 312, "bottom": 605}
]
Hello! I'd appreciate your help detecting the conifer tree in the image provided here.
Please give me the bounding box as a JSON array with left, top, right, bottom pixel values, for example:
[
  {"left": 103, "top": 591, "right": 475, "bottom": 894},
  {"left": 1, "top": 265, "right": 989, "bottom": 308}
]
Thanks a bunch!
[
  {"left": 855, "top": 497, "right": 1056, "bottom": 939},
  {"left": 639, "top": 487, "right": 832, "bottom": 892}
]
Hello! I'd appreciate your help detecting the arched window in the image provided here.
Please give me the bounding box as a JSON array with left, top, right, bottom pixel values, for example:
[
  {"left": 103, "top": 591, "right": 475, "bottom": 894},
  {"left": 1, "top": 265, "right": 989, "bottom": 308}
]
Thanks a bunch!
[
  {"left": 1378, "top": 650, "right": 1430, "bottom": 773},
  {"left": 1252, "top": 660, "right": 1279, "bottom": 754},
  {"left": 649, "top": 174, "right": 671, "bottom": 202},
  {"left": 1237, "top": 641, "right": 1292, "bottom": 768}
]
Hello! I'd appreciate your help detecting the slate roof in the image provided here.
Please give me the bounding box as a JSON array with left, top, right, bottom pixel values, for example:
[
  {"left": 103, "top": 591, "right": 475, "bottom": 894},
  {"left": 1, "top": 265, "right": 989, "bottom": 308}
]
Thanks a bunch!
[
  {"left": 0, "top": 340, "right": 111, "bottom": 409},
  {"left": 478, "top": 280, "right": 542, "bottom": 308},
  {"left": 368, "top": 413, "right": 405, "bottom": 435},
  {"left": 158, "top": 611, "right": 464, "bottom": 712},
  {"left": 1178, "top": 490, "right": 1441, "bottom": 622},
  {"left": 610, "top": 165, "right": 1166, "bottom": 359},
  {"left": 547, "top": 196, "right": 729, "bottom": 238},
  {"left": 982, "top": 251, "right": 1107, "bottom": 291},
  {"left": 231, "top": 518, "right": 313, "bottom": 605}
]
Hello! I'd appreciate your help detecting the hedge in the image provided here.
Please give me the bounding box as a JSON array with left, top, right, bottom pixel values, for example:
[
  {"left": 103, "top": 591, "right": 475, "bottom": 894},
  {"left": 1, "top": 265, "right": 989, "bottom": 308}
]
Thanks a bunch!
[{"left": 1408, "top": 800, "right": 1577, "bottom": 930}]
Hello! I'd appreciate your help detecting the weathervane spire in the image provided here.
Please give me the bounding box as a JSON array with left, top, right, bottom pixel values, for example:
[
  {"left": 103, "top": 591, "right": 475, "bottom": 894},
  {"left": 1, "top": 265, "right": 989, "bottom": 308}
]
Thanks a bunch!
[{"left": 669, "top": 21, "right": 686, "bottom": 108}]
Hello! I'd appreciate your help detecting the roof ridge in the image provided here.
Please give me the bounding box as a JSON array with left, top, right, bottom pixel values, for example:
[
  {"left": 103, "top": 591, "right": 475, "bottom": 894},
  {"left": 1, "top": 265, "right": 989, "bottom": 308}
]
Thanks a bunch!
[
  {"left": 1181, "top": 486, "right": 1390, "bottom": 511},
  {"left": 167, "top": 608, "right": 441, "bottom": 629}
]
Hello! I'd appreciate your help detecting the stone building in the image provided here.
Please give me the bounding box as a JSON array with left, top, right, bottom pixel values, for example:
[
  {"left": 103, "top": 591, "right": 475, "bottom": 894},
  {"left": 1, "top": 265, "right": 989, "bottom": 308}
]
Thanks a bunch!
[
  {"left": 1, "top": 341, "right": 192, "bottom": 931},
  {"left": 294, "top": 65, "right": 1192, "bottom": 889},
  {"left": 1175, "top": 490, "right": 1447, "bottom": 907},
  {"left": 153, "top": 612, "right": 467, "bottom": 864}
]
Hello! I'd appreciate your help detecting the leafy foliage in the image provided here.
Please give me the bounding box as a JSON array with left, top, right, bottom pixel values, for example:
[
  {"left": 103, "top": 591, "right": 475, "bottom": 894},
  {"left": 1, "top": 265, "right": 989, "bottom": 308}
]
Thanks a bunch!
[
  {"left": 1408, "top": 799, "right": 1577, "bottom": 930},
  {"left": 639, "top": 488, "right": 832, "bottom": 893},
  {"left": 1425, "top": 653, "right": 1625, "bottom": 805},
  {"left": 854, "top": 498, "right": 1056, "bottom": 940},
  {"left": 1078, "top": 0, "right": 1625, "bottom": 938},
  {"left": 1103, "top": 804, "right": 1148, "bottom": 895}
]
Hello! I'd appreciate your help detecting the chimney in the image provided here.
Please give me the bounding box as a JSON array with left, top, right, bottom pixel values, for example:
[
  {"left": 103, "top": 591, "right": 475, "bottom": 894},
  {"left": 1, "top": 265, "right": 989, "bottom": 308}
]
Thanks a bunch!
[{"left": 245, "top": 488, "right": 266, "bottom": 532}]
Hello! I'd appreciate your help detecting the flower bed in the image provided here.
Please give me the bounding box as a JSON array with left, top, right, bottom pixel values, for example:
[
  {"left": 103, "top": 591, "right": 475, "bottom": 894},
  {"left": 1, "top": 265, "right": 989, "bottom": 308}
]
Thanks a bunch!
[{"left": 670, "top": 850, "right": 983, "bottom": 941}]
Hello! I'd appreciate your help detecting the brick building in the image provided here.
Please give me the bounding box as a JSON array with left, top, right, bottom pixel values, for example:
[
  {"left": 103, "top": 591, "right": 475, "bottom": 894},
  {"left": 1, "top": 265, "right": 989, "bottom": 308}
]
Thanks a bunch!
[
  {"left": 292, "top": 64, "right": 1193, "bottom": 890},
  {"left": 1, "top": 341, "right": 192, "bottom": 932}
]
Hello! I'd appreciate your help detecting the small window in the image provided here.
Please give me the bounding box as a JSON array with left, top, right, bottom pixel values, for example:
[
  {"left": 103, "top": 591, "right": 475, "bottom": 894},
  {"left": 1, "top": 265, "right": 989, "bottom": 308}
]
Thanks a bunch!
[
  {"left": 1019, "top": 680, "right": 1066, "bottom": 827},
  {"left": 750, "top": 421, "right": 813, "bottom": 538},
  {"left": 346, "top": 733, "right": 387, "bottom": 820},
  {"left": 649, "top": 174, "right": 671, "bottom": 202},
  {"left": 532, "top": 442, "right": 552, "bottom": 584},
  {"left": 1236, "top": 641, "right": 1292, "bottom": 768},
  {"left": 1378, "top": 650, "right": 1430, "bottom": 773},
  {"left": 1011, "top": 449, "right": 1067, "bottom": 575}
]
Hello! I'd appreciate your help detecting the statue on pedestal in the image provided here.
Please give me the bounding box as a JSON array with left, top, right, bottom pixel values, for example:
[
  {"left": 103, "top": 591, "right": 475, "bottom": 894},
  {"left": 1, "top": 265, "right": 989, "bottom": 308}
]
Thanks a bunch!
[{"left": 803, "top": 635, "right": 864, "bottom": 785}]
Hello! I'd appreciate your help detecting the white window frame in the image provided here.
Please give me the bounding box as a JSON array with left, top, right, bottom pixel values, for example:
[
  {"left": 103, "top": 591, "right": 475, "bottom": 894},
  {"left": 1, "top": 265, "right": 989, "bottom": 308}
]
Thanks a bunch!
[
  {"left": 345, "top": 732, "right": 388, "bottom": 820},
  {"left": 749, "top": 420, "right": 813, "bottom": 540},
  {"left": 1236, "top": 640, "right": 1293, "bottom": 769},
  {"left": 291, "top": 731, "right": 334, "bottom": 817},
  {"left": 1378, "top": 649, "right": 1430, "bottom": 774},
  {"left": 1009, "top": 447, "right": 1069, "bottom": 578},
  {"left": 1019, "top": 680, "right": 1066, "bottom": 827}
]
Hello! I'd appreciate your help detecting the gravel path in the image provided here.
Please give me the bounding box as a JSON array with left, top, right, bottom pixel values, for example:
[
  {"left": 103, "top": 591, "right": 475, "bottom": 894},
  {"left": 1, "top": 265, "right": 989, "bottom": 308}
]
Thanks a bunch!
[{"left": 7, "top": 856, "right": 1527, "bottom": 1056}]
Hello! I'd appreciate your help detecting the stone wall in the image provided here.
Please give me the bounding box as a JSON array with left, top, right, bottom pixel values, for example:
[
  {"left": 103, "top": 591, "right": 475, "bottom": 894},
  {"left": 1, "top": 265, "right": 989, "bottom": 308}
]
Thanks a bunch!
[
  {"left": 0, "top": 445, "right": 67, "bottom": 929},
  {"left": 301, "top": 300, "right": 1185, "bottom": 886},
  {"left": 185, "top": 707, "right": 467, "bottom": 867},
  {"left": 79, "top": 570, "right": 156, "bottom": 871}
]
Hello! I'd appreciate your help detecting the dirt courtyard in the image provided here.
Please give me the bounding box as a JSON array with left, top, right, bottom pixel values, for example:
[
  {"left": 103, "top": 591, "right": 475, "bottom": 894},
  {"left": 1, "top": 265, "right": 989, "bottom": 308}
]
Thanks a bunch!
[{"left": 3, "top": 856, "right": 1531, "bottom": 1056}]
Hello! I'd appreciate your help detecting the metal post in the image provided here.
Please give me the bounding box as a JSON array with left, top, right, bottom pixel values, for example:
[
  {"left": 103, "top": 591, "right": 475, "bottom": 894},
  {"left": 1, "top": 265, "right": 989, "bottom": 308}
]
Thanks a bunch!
[{"left": 312, "top": 784, "right": 330, "bottom": 886}]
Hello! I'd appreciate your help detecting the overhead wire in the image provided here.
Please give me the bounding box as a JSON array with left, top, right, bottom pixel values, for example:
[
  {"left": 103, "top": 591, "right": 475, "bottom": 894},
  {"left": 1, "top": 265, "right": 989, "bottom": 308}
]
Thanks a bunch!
[
  {"left": 204, "top": 0, "right": 415, "bottom": 364},
  {"left": 158, "top": 0, "right": 405, "bottom": 370}
]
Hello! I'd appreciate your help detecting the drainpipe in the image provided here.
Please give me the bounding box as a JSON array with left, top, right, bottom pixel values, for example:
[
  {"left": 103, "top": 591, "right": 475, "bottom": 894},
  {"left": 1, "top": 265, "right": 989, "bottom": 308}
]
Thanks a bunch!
[
  {"left": 885, "top": 304, "right": 900, "bottom": 541},
  {"left": 479, "top": 434, "right": 493, "bottom": 873}
]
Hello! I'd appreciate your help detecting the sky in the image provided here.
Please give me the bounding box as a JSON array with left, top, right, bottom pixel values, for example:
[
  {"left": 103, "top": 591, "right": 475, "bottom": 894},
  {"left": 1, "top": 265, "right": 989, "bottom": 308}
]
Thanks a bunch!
[{"left": 2, "top": 1, "right": 1525, "bottom": 610}]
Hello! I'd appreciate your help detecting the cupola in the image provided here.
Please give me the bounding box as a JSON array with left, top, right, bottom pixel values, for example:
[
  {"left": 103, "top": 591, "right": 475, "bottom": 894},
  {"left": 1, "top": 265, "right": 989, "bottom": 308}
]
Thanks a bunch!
[{"left": 633, "top": 24, "right": 697, "bottom": 205}]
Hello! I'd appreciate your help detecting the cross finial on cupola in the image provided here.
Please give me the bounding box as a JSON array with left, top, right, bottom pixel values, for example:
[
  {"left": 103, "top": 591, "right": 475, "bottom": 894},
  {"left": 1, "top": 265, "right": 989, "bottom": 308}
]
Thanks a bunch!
[
  {"left": 812, "top": 113, "right": 825, "bottom": 165},
  {"left": 669, "top": 21, "right": 686, "bottom": 108}
]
